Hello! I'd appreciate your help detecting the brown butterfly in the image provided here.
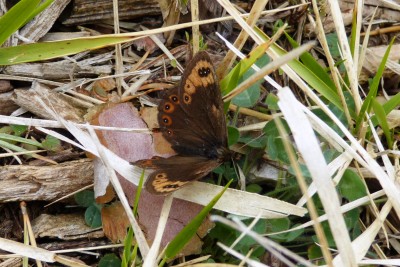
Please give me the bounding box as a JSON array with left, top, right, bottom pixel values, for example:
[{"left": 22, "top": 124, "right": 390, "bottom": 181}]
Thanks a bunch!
[{"left": 135, "top": 51, "right": 231, "bottom": 194}]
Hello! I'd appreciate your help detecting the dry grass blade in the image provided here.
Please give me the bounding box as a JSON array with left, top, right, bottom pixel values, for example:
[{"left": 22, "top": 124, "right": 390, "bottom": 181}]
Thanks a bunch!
[
  {"left": 86, "top": 125, "right": 150, "bottom": 257},
  {"left": 212, "top": 216, "right": 315, "bottom": 267},
  {"left": 216, "top": 0, "right": 269, "bottom": 78},
  {"left": 143, "top": 194, "right": 174, "bottom": 267},
  {"left": 223, "top": 42, "right": 315, "bottom": 102},
  {"left": 217, "top": 242, "right": 267, "bottom": 267},
  {"left": 0, "top": 114, "right": 151, "bottom": 133},
  {"left": 0, "top": 240, "right": 51, "bottom": 261},
  {"left": 216, "top": 0, "right": 263, "bottom": 44},
  {"left": 309, "top": 0, "right": 352, "bottom": 126},
  {"left": 331, "top": 201, "right": 392, "bottom": 264},
  {"left": 296, "top": 152, "right": 353, "bottom": 207},
  {"left": 326, "top": 0, "right": 360, "bottom": 113},
  {"left": 278, "top": 88, "right": 356, "bottom": 266},
  {"left": 301, "top": 104, "right": 400, "bottom": 216},
  {"left": 191, "top": 0, "right": 200, "bottom": 54}
]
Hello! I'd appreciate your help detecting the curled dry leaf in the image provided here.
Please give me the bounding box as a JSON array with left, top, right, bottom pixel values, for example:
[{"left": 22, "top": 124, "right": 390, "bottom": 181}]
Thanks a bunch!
[{"left": 91, "top": 102, "right": 214, "bottom": 256}]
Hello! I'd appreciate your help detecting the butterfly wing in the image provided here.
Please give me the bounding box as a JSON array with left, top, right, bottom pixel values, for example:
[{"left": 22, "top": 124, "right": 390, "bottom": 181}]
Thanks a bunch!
[
  {"left": 134, "top": 52, "right": 230, "bottom": 195},
  {"left": 158, "top": 52, "right": 228, "bottom": 157},
  {"left": 138, "top": 155, "right": 221, "bottom": 194}
]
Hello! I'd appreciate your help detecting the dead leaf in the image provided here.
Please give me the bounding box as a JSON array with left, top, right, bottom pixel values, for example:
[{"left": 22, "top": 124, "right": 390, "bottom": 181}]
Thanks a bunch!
[{"left": 102, "top": 201, "right": 130, "bottom": 243}]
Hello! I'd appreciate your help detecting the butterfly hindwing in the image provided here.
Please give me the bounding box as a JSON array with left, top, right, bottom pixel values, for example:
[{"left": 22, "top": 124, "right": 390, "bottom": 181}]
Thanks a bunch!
[{"left": 142, "top": 155, "right": 221, "bottom": 194}]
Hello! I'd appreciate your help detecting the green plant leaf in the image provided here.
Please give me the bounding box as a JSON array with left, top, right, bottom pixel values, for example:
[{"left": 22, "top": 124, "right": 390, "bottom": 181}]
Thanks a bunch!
[
  {"left": 41, "top": 135, "right": 62, "bottom": 152},
  {"left": 0, "top": 35, "right": 137, "bottom": 65},
  {"left": 0, "top": 139, "right": 34, "bottom": 153},
  {"left": 246, "top": 183, "right": 262, "bottom": 194},
  {"left": 381, "top": 91, "right": 400, "bottom": 115},
  {"left": 372, "top": 99, "right": 393, "bottom": 148},
  {"left": 122, "top": 227, "right": 137, "bottom": 267},
  {"left": 85, "top": 204, "right": 102, "bottom": 228},
  {"left": 74, "top": 190, "right": 95, "bottom": 207},
  {"left": 265, "top": 93, "right": 279, "bottom": 110},
  {"left": 263, "top": 120, "right": 292, "bottom": 164},
  {"left": 236, "top": 219, "right": 267, "bottom": 252},
  {"left": 99, "top": 253, "right": 121, "bottom": 267},
  {"left": 0, "top": 0, "right": 41, "bottom": 46},
  {"left": 232, "top": 68, "right": 261, "bottom": 107},
  {"left": 162, "top": 180, "right": 232, "bottom": 262},
  {"left": 10, "top": 125, "right": 28, "bottom": 136},
  {"left": 326, "top": 33, "right": 341, "bottom": 59},
  {"left": 227, "top": 126, "right": 239, "bottom": 146},
  {"left": 370, "top": 91, "right": 400, "bottom": 127},
  {"left": 25, "top": 0, "right": 54, "bottom": 24},
  {"left": 355, "top": 37, "right": 395, "bottom": 133},
  {"left": 285, "top": 224, "right": 304, "bottom": 242},
  {"left": 238, "top": 134, "right": 267, "bottom": 149},
  {"left": 308, "top": 244, "right": 323, "bottom": 261},
  {"left": 312, "top": 103, "right": 347, "bottom": 137},
  {"left": 338, "top": 170, "right": 367, "bottom": 202},
  {"left": 0, "top": 133, "right": 42, "bottom": 147},
  {"left": 221, "top": 62, "right": 241, "bottom": 97}
]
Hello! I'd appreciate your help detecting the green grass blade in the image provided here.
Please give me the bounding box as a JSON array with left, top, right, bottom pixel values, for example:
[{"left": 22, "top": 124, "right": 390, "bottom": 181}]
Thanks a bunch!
[
  {"left": 382, "top": 91, "right": 400, "bottom": 115},
  {"left": 0, "top": 133, "right": 43, "bottom": 147},
  {"left": 162, "top": 180, "right": 232, "bottom": 262},
  {"left": 121, "top": 227, "right": 133, "bottom": 267},
  {"left": 349, "top": 8, "right": 358, "bottom": 57},
  {"left": 0, "top": 35, "right": 137, "bottom": 65},
  {"left": 24, "top": 0, "right": 54, "bottom": 24},
  {"left": 0, "top": 0, "right": 42, "bottom": 46},
  {"left": 255, "top": 27, "right": 345, "bottom": 114},
  {"left": 372, "top": 99, "right": 393, "bottom": 148},
  {"left": 220, "top": 42, "right": 269, "bottom": 95},
  {"left": 355, "top": 37, "right": 395, "bottom": 133},
  {"left": 0, "top": 139, "right": 36, "bottom": 153},
  {"left": 285, "top": 32, "right": 336, "bottom": 91},
  {"left": 133, "top": 170, "right": 145, "bottom": 216},
  {"left": 370, "top": 91, "right": 400, "bottom": 126}
]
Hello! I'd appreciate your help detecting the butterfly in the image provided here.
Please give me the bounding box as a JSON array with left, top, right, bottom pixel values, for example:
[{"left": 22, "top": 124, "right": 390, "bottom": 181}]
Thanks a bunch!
[{"left": 135, "top": 51, "right": 231, "bottom": 194}]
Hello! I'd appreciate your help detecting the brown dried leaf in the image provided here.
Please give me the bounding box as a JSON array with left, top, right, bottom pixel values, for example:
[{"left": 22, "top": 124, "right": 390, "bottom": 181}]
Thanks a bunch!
[{"left": 101, "top": 201, "right": 130, "bottom": 243}]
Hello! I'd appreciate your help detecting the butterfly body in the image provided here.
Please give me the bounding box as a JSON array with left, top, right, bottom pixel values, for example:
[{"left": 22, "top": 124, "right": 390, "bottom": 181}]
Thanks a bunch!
[{"left": 136, "top": 51, "right": 230, "bottom": 194}]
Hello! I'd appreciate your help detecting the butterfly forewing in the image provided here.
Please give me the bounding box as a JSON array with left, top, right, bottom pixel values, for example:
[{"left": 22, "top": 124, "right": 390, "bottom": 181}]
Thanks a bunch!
[
  {"left": 136, "top": 51, "right": 230, "bottom": 194},
  {"left": 158, "top": 52, "right": 228, "bottom": 155},
  {"left": 179, "top": 52, "right": 227, "bottom": 146},
  {"left": 158, "top": 87, "right": 217, "bottom": 154}
]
